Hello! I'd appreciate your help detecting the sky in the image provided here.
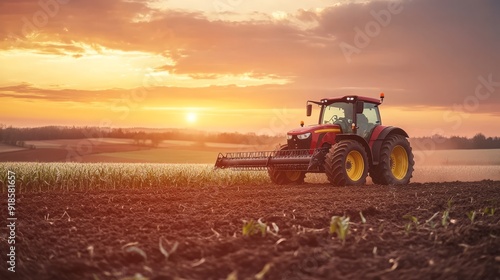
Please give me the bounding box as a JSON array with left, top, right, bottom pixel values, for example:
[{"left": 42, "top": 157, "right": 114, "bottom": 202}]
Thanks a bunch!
[{"left": 0, "top": 0, "right": 499, "bottom": 137}]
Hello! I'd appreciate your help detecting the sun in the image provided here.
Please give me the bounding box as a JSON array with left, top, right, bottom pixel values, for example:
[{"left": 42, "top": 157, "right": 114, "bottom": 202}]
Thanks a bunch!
[{"left": 186, "top": 112, "right": 197, "bottom": 123}]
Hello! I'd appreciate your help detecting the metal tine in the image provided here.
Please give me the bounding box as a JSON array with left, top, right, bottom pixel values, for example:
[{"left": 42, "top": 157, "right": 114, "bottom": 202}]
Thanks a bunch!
[{"left": 223, "top": 149, "right": 315, "bottom": 160}]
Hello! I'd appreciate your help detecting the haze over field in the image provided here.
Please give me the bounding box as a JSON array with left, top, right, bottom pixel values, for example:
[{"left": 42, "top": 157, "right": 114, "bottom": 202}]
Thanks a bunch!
[{"left": 1, "top": 0, "right": 499, "bottom": 137}]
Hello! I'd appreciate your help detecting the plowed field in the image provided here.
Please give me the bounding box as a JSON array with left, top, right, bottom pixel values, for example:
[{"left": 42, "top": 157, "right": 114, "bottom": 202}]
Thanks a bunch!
[{"left": 1, "top": 181, "right": 500, "bottom": 280}]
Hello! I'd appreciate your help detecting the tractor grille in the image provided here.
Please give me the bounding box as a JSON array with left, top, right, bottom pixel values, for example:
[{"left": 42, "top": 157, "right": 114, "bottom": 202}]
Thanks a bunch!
[{"left": 287, "top": 135, "right": 312, "bottom": 150}]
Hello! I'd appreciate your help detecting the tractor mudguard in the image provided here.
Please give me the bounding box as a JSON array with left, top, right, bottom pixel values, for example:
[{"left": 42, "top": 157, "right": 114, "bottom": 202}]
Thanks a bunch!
[{"left": 371, "top": 126, "right": 409, "bottom": 166}]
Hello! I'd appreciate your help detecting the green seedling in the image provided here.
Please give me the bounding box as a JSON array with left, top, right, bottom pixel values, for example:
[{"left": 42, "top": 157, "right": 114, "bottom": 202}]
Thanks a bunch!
[
  {"left": 482, "top": 207, "right": 495, "bottom": 216},
  {"left": 466, "top": 211, "right": 476, "bottom": 223},
  {"left": 403, "top": 214, "right": 419, "bottom": 234},
  {"left": 242, "top": 218, "right": 267, "bottom": 237},
  {"left": 440, "top": 198, "right": 453, "bottom": 228},
  {"left": 255, "top": 263, "right": 272, "bottom": 280},
  {"left": 442, "top": 210, "right": 450, "bottom": 227},
  {"left": 257, "top": 218, "right": 267, "bottom": 234},
  {"left": 242, "top": 220, "right": 255, "bottom": 236},
  {"left": 329, "top": 215, "right": 350, "bottom": 244},
  {"left": 403, "top": 214, "right": 419, "bottom": 225},
  {"left": 404, "top": 223, "right": 411, "bottom": 234}
]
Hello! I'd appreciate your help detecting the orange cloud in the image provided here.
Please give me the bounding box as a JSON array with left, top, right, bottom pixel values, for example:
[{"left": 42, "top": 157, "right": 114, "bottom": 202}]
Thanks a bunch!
[{"left": 0, "top": 0, "right": 499, "bottom": 137}]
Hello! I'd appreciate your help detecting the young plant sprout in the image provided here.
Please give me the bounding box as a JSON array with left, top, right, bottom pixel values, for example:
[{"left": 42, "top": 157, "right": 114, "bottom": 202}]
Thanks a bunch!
[
  {"left": 330, "top": 215, "right": 350, "bottom": 244},
  {"left": 482, "top": 207, "right": 495, "bottom": 216},
  {"left": 242, "top": 219, "right": 267, "bottom": 237},
  {"left": 466, "top": 211, "right": 476, "bottom": 223},
  {"left": 403, "top": 214, "right": 419, "bottom": 234}
]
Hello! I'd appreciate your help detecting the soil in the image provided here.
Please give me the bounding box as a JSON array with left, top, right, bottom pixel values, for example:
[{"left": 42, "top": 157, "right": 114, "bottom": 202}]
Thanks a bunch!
[{"left": 1, "top": 181, "right": 500, "bottom": 280}]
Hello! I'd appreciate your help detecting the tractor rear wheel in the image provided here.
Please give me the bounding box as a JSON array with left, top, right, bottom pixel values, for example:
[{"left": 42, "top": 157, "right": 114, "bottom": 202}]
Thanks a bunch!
[
  {"left": 370, "top": 134, "right": 414, "bottom": 185},
  {"left": 268, "top": 145, "right": 305, "bottom": 185},
  {"left": 324, "top": 140, "right": 368, "bottom": 186}
]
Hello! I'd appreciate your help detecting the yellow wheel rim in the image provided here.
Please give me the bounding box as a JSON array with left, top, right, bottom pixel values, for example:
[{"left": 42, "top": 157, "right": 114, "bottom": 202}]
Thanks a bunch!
[
  {"left": 286, "top": 171, "right": 302, "bottom": 181},
  {"left": 346, "top": 150, "right": 364, "bottom": 181},
  {"left": 391, "top": 145, "right": 409, "bottom": 180}
]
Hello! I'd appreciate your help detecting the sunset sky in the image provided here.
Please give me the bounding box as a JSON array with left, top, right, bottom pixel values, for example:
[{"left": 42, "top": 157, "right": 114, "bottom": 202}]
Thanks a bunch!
[{"left": 1, "top": 0, "right": 499, "bottom": 137}]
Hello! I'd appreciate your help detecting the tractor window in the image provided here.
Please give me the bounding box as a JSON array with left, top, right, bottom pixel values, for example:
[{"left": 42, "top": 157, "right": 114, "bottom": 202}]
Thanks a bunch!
[
  {"left": 356, "top": 103, "right": 381, "bottom": 139},
  {"left": 322, "top": 102, "right": 353, "bottom": 133},
  {"left": 360, "top": 103, "right": 381, "bottom": 125}
]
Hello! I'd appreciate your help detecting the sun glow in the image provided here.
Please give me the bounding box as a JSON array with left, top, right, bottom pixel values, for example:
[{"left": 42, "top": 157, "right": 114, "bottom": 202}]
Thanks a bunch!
[{"left": 186, "top": 112, "right": 197, "bottom": 123}]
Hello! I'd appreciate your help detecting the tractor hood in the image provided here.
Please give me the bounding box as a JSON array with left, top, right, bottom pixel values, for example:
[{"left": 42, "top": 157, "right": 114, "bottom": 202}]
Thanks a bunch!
[{"left": 288, "top": 124, "right": 342, "bottom": 135}]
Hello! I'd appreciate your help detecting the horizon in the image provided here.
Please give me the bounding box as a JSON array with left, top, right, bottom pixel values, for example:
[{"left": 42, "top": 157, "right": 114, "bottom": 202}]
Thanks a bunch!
[
  {"left": 1, "top": 0, "right": 499, "bottom": 138},
  {"left": 1, "top": 124, "right": 499, "bottom": 139}
]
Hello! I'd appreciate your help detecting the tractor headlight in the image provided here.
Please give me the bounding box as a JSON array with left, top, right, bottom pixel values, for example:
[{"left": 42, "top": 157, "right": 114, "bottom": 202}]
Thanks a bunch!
[
  {"left": 287, "top": 134, "right": 293, "bottom": 140},
  {"left": 297, "top": 133, "right": 311, "bottom": 140}
]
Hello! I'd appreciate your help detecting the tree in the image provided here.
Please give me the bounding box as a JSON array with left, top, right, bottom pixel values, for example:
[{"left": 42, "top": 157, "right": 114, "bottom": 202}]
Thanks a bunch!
[
  {"left": 150, "top": 133, "right": 162, "bottom": 147},
  {"left": 472, "top": 133, "right": 487, "bottom": 149}
]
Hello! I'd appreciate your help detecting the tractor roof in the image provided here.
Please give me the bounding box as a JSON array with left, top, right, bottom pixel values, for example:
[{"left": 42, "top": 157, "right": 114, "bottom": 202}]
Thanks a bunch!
[{"left": 309, "top": 95, "right": 382, "bottom": 105}]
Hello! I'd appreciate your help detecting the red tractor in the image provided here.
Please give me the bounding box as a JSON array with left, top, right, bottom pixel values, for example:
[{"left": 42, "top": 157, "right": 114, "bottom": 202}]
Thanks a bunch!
[{"left": 215, "top": 94, "right": 415, "bottom": 186}]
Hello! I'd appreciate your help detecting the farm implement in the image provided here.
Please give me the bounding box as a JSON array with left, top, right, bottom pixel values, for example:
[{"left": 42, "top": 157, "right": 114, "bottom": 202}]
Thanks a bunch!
[{"left": 215, "top": 94, "right": 415, "bottom": 186}]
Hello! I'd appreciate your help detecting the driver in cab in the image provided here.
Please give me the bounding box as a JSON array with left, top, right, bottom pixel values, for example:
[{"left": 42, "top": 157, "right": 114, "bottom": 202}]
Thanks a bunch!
[{"left": 330, "top": 103, "right": 353, "bottom": 133}]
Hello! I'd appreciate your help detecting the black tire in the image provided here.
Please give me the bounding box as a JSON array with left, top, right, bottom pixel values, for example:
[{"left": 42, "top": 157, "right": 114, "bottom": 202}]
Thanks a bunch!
[
  {"left": 324, "top": 140, "right": 368, "bottom": 186},
  {"left": 267, "top": 145, "right": 306, "bottom": 185},
  {"left": 370, "top": 134, "right": 414, "bottom": 185}
]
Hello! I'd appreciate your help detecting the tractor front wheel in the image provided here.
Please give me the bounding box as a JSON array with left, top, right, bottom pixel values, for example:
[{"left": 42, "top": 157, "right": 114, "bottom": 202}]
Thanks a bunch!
[
  {"left": 370, "top": 134, "right": 414, "bottom": 185},
  {"left": 324, "top": 140, "right": 368, "bottom": 186},
  {"left": 268, "top": 145, "right": 305, "bottom": 185}
]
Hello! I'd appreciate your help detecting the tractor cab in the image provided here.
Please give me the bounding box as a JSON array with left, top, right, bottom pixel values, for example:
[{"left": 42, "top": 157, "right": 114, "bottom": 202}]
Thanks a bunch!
[
  {"left": 311, "top": 95, "right": 383, "bottom": 141},
  {"left": 286, "top": 95, "right": 383, "bottom": 151}
]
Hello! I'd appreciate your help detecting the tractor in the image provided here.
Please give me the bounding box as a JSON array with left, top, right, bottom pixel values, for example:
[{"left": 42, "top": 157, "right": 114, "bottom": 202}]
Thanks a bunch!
[{"left": 215, "top": 94, "right": 415, "bottom": 186}]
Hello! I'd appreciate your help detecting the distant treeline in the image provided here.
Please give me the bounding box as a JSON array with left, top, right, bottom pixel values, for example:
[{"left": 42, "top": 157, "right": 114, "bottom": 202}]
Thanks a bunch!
[
  {"left": 0, "top": 126, "right": 282, "bottom": 147},
  {"left": 410, "top": 133, "right": 500, "bottom": 150},
  {"left": 1, "top": 126, "right": 499, "bottom": 150}
]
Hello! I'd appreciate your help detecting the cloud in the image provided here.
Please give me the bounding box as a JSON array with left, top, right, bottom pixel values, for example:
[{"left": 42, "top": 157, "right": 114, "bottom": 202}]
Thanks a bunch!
[
  {"left": 308, "top": 0, "right": 500, "bottom": 106},
  {"left": 0, "top": 83, "right": 312, "bottom": 110},
  {"left": 0, "top": 0, "right": 499, "bottom": 113},
  {"left": 0, "top": 83, "right": 116, "bottom": 102}
]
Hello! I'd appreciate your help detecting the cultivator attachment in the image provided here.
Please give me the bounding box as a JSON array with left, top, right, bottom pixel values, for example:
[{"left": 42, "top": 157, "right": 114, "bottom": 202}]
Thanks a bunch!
[{"left": 214, "top": 148, "right": 327, "bottom": 172}]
